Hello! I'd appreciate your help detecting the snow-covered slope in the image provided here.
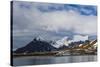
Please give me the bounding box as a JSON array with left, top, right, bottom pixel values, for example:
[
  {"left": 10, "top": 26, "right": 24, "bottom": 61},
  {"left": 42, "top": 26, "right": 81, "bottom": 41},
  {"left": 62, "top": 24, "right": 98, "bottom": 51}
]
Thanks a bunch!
[
  {"left": 51, "top": 35, "right": 88, "bottom": 48},
  {"left": 51, "top": 37, "right": 69, "bottom": 48}
]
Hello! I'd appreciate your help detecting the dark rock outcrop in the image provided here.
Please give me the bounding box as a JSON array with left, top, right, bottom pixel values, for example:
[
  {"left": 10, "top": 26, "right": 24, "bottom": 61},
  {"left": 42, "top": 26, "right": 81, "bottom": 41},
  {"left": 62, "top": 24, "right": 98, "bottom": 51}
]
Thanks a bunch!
[{"left": 14, "top": 38, "right": 57, "bottom": 53}]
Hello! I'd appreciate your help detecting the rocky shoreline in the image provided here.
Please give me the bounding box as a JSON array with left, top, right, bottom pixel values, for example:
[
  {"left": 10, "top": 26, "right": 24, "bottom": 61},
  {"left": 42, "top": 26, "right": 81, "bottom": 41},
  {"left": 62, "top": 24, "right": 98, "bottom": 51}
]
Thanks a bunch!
[{"left": 13, "top": 50, "right": 97, "bottom": 57}]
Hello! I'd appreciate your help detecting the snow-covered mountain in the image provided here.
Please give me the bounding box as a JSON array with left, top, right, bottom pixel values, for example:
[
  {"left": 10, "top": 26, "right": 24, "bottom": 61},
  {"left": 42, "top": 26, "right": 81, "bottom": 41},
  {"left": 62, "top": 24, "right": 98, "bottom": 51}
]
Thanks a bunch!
[
  {"left": 14, "top": 35, "right": 96, "bottom": 53},
  {"left": 51, "top": 35, "right": 88, "bottom": 48},
  {"left": 51, "top": 37, "right": 69, "bottom": 48}
]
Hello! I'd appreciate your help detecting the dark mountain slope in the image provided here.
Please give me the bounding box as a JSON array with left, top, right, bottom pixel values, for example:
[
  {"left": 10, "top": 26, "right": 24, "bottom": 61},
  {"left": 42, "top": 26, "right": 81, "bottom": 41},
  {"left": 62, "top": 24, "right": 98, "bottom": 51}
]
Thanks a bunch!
[{"left": 14, "top": 38, "right": 57, "bottom": 53}]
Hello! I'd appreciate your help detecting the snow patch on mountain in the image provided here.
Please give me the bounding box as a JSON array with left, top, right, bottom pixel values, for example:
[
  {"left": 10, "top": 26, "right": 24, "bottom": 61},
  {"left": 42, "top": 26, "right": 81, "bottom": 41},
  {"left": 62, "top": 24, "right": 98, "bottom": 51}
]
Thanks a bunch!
[
  {"left": 52, "top": 37, "right": 69, "bottom": 48},
  {"left": 51, "top": 35, "right": 88, "bottom": 48}
]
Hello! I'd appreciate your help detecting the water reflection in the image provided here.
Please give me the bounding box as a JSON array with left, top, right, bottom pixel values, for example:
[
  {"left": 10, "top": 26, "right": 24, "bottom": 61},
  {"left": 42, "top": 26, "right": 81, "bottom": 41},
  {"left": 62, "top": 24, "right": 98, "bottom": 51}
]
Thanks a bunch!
[{"left": 13, "top": 55, "right": 97, "bottom": 66}]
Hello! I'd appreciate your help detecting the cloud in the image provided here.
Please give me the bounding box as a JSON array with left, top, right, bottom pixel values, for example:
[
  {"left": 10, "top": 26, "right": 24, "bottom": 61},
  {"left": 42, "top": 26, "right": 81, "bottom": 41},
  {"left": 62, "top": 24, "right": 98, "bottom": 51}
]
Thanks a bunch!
[
  {"left": 37, "top": 3, "right": 97, "bottom": 16},
  {"left": 72, "top": 35, "right": 88, "bottom": 42},
  {"left": 37, "top": 10, "right": 97, "bottom": 35},
  {"left": 13, "top": 2, "right": 97, "bottom": 35}
]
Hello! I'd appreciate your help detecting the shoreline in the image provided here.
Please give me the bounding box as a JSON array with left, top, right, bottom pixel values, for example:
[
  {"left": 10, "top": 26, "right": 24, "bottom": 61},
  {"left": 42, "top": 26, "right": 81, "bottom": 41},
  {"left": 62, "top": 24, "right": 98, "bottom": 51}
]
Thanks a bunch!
[{"left": 13, "top": 54, "right": 97, "bottom": 58}]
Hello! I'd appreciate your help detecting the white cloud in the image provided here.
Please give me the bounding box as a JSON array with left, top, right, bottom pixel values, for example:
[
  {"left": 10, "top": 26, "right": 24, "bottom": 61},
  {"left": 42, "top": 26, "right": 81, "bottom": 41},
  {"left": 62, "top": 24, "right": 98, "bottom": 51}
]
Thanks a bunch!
[
  {"left": 72, "top": 35, "right": 88, "bottom": 42},
  {"left": 38, "top": 10, "right": 97, "bottom": 35},
  {"left": 13, "top": 2, "right": 97, "bottom": 38}
]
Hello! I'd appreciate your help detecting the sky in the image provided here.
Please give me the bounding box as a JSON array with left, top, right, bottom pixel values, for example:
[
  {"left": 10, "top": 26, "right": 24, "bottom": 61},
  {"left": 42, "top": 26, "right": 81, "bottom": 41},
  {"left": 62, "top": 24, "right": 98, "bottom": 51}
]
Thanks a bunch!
[{"left": 12, "top": 1, "right": 97, "bottom": 49}]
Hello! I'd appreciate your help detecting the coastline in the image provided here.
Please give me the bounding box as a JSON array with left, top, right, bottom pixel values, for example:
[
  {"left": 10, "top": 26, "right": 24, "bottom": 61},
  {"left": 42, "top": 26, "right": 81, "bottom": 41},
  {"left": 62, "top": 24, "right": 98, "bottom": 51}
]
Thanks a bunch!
[{"left": 13, "top": 52, "right": 97, "bottom": 58}]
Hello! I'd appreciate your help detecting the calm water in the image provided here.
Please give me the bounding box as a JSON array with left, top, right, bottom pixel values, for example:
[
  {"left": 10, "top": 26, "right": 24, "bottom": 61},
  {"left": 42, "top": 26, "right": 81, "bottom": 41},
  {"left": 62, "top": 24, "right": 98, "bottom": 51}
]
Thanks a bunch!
[{"left": 13, "top": 55, "right": 97, "bottom": 66}]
